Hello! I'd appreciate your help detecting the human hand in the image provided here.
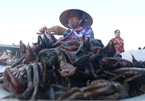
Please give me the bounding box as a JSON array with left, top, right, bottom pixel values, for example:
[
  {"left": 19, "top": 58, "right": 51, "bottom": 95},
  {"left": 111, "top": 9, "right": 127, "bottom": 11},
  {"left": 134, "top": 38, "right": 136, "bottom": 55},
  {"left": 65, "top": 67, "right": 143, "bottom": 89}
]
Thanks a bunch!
[
  {"left": 47, "top": 26, "right": 67, "bottom": 35},
  {"left": 38, "top": 26, "right": 47, "bottom": 34}
]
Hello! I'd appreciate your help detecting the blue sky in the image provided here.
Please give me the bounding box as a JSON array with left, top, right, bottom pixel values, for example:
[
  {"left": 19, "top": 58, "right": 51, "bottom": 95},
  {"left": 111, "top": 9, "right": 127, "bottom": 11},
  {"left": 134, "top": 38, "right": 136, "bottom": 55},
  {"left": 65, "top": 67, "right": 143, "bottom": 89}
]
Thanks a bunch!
[{"left": 0, "top": 0, "right": 145, "bottom": 51}]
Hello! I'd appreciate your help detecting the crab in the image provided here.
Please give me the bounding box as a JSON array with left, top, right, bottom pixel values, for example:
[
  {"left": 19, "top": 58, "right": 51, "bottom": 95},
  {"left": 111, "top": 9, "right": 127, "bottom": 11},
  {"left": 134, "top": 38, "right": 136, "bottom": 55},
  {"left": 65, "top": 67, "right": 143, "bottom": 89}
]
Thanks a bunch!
[{"left": 57, "top": 79, "right": 129, "bottom": 100}]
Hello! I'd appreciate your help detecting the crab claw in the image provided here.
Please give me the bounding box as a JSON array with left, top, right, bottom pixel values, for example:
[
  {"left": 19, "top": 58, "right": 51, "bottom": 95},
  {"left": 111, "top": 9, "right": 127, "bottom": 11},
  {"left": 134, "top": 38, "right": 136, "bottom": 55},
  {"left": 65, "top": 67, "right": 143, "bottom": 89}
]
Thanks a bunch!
[
  {"left": 131, "top": 54, "right": 137, "bottom": 63},
  {"left": 3, "top": 68, "right": 27, "bottom": 93},
  {"left": 38, "top": 35, "right": 45, "bottom": 49},
  {"left": 131, "top": 54, "right": 144, "bottom": 67},
  {"left": 99, "top": 57, "right": 133, "bottom": 70},
  {"left": 105, "top": 40, "right": 116, "bottom": 57},
  {"left": 24, "top": 43, "right": 36, "bottom": 61},
  {"left": 58, "top": 63, "right": 77, "bottom": 77},
  {"left": 43, "top": 34, "right": 53, "bottom": 48},
  {"left": 31, "top": 42, "right": 41, "bottom": 54},
  {"left": 19, "top": 40, "right": 27, "bottom": 54}
]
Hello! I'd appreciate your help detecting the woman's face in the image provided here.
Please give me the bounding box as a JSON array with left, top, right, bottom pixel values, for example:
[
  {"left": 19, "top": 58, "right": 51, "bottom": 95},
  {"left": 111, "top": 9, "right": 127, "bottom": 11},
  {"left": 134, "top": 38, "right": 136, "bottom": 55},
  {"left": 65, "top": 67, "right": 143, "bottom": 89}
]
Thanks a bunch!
[
  {"left": 115, "top": 31, "right": 120, "bottom": 37},
  {"left": 68, "top": 16, "right": 80, "bottom": 25},
  {"left": 67, "top": 11, "right": 80, "bottom": 25}
]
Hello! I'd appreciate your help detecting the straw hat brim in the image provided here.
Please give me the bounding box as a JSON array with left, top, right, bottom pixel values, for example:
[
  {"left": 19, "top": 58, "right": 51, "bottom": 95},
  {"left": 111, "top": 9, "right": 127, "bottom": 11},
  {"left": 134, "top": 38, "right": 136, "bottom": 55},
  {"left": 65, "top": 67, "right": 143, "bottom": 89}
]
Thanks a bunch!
[{"left": 59, "top": 9, "right": 93, "bottom": 28}]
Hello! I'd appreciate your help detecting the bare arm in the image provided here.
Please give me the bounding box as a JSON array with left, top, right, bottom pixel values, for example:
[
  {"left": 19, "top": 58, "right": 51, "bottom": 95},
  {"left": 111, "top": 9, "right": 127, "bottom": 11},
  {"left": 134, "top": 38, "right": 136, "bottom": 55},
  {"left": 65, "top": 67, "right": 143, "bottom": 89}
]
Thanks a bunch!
[{"left": 38, "top": 26, "right": 67, "bottom": 36}]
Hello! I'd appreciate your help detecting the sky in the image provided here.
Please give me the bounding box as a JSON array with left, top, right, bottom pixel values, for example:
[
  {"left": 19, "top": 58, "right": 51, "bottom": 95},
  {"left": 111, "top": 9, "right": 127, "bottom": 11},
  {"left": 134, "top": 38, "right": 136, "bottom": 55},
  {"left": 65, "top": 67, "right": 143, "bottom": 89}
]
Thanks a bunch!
[{"left": 0, "top": 0, "right": 145, "bottom": 51}]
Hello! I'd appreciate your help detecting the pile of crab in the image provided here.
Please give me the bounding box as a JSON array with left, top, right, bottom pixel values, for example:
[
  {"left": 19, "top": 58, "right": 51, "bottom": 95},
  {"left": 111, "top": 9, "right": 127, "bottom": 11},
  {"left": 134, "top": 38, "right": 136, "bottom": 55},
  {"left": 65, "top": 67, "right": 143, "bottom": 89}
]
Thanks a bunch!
[{"left": 1, "top": 33, "right": 145, "bottom": 100}]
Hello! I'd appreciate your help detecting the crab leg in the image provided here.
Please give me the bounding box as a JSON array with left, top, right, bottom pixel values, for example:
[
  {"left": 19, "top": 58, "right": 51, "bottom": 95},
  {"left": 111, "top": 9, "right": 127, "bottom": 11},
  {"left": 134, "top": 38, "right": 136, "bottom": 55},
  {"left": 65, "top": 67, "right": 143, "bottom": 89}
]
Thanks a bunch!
[
  {"left": 30, "top": 63, "right": 40, "bottom": 100},
  {"left": 111, "top": 67, "right": 145, "bottom": 84},
  {"left": 95, "top": 93, "right": 121, "bottom": 100},
  {"left": 48, "top": 84, "right": 55, "bottom": 100},
  {"left": 11, "top": 56, "right": 25, "bottom": 67},
  {"left": 111, "top": 67, "right": 145, "bottom": 74},
  {"left": 57, "top": 87, "right": 80, "bottom": 100},
  {"left": 111, "top": 71, "right": 137, "bottom": 81},
  {"left": 41, "top": 63, "right": 47, "bottom": 86},
  {"left": 65, "top": 92, "right": 84, "bottom": 100},
  {"left": 18, "top": 65, "right": 34, "bottom": 100},
  {"left": 123, "top": 74, "right": 143, "bottom": 83}
]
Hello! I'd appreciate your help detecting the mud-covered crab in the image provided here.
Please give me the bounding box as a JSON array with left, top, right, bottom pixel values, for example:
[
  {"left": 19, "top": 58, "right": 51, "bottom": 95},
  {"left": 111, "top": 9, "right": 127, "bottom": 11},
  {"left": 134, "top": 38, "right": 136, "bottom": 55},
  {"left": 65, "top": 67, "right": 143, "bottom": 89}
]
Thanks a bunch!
[{"left": 1, "top": 32, "right": 145, "bottom": 100}]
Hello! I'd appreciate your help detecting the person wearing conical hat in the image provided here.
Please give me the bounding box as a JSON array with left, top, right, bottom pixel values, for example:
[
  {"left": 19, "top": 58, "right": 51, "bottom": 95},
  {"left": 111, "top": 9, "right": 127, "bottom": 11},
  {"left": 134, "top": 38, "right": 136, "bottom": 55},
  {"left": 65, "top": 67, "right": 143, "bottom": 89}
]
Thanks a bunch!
[{"left": 39, "top": 9, "right": 94, "bottom": 42}]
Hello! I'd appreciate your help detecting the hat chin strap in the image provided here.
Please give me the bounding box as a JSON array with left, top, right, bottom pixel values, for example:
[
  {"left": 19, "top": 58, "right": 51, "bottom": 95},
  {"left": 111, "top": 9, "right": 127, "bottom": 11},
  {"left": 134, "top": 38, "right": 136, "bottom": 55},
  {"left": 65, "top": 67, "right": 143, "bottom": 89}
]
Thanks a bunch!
[{"left": 67, "top": 14, "right": 87, "bottom": 29}]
